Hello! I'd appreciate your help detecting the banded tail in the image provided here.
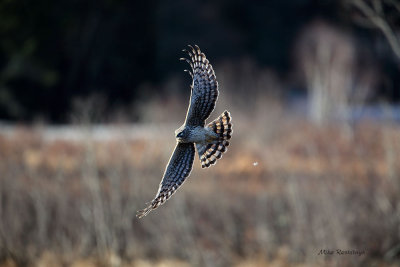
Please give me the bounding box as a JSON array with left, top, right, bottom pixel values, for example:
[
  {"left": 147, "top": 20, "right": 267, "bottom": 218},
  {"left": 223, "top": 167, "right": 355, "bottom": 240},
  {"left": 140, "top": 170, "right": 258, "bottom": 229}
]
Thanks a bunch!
[{"left": 197, "top": 111, "right": 232, "bottom": 168}]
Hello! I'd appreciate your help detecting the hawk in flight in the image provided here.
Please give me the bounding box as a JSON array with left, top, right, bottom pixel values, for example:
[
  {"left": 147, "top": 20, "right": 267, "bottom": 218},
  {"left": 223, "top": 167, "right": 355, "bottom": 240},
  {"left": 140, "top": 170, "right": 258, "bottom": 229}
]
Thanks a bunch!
[{"left": 137, "top": 45, "right": 232, "bottom": 218}]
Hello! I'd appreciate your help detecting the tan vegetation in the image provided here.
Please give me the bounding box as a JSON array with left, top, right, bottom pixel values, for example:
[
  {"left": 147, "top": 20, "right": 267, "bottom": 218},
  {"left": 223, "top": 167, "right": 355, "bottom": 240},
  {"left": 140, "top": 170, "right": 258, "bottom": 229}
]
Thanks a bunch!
[{"left": 0, "top": 110, "right": 399, "bottom": 266}]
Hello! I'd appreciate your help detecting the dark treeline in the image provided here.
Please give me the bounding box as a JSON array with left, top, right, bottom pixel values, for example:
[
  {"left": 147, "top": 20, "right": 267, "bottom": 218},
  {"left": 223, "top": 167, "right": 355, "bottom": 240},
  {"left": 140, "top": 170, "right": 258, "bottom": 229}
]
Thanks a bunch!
[{"left": 0, "top": 0, "right": 398, "bottom": 122}]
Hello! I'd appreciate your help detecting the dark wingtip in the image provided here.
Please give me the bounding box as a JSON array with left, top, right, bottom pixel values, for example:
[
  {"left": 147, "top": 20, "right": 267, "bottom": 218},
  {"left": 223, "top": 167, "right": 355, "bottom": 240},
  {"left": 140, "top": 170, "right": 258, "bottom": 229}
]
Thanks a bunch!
[
  {"left": 188, "top": 44, "right": 196, "bottom": 54},
  {"left": 136, "top": 200, "right": 155, "bottom": 218},
  {"left": 136, "top": 206, "right": 152, "bottom": 218},
  {"left": 194, "top": 45, "right": 202, "bottom": 56}
]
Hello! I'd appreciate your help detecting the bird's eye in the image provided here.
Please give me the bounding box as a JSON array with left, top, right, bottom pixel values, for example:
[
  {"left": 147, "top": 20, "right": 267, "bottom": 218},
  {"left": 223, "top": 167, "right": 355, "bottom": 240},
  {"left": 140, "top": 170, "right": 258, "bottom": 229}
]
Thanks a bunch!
[{"left": 177, "top": 132, "right": 183, "bottom": 138}]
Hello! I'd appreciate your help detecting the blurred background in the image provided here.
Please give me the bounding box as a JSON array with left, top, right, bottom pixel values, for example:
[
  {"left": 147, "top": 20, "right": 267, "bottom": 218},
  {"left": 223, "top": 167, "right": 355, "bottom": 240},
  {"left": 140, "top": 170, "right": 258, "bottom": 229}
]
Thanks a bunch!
[{"left": 0, "top": 0, "right": 399, "bottom": 266}]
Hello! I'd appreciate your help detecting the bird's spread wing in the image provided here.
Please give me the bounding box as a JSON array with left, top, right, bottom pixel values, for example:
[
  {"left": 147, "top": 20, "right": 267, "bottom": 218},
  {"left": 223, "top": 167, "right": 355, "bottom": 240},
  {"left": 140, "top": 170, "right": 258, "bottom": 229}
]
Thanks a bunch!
[
  {"left": 137, "top": 142, "right": 195, "bottom": 218},
  {"left": 181, "top": 45, "right": 219, "bottom": 127}
]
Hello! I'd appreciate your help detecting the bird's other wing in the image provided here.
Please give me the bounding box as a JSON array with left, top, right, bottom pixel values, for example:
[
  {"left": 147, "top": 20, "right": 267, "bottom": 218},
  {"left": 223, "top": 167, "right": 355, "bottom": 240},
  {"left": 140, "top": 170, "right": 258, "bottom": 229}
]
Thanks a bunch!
[
  {"left": 181, "top": 45, "right": 219, "bottom": 127},
  {"left": 137, "top": 142, "right": 195, "bottom": 218}
]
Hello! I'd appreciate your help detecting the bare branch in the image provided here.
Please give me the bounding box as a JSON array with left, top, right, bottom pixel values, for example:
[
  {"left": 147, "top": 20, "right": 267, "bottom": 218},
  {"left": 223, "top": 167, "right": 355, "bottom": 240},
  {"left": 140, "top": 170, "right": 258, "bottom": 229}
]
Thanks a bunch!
[{"left": 350, "top": 0, "right": 400, "bottom": 59}]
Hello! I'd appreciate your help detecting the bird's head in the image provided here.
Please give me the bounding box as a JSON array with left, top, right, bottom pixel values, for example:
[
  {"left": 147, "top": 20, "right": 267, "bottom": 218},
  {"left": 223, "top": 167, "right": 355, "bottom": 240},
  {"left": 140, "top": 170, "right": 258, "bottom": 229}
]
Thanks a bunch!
[{"left": 175, "top": 127, "right": 189, "bottom": 142}]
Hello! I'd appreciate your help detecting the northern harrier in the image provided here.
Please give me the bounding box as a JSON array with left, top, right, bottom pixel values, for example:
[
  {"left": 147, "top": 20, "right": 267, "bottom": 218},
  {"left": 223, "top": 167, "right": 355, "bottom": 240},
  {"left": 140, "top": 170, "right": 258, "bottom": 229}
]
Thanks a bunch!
[{"left": 137, "top": 45, "right": 232, "bottom": 218}]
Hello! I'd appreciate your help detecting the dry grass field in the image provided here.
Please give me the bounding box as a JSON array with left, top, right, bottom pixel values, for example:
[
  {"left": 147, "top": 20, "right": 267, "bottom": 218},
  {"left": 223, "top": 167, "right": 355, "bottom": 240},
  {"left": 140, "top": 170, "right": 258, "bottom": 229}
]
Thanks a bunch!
[{"left": 0, "top": 108, "right": 399, "bottom": 266}]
